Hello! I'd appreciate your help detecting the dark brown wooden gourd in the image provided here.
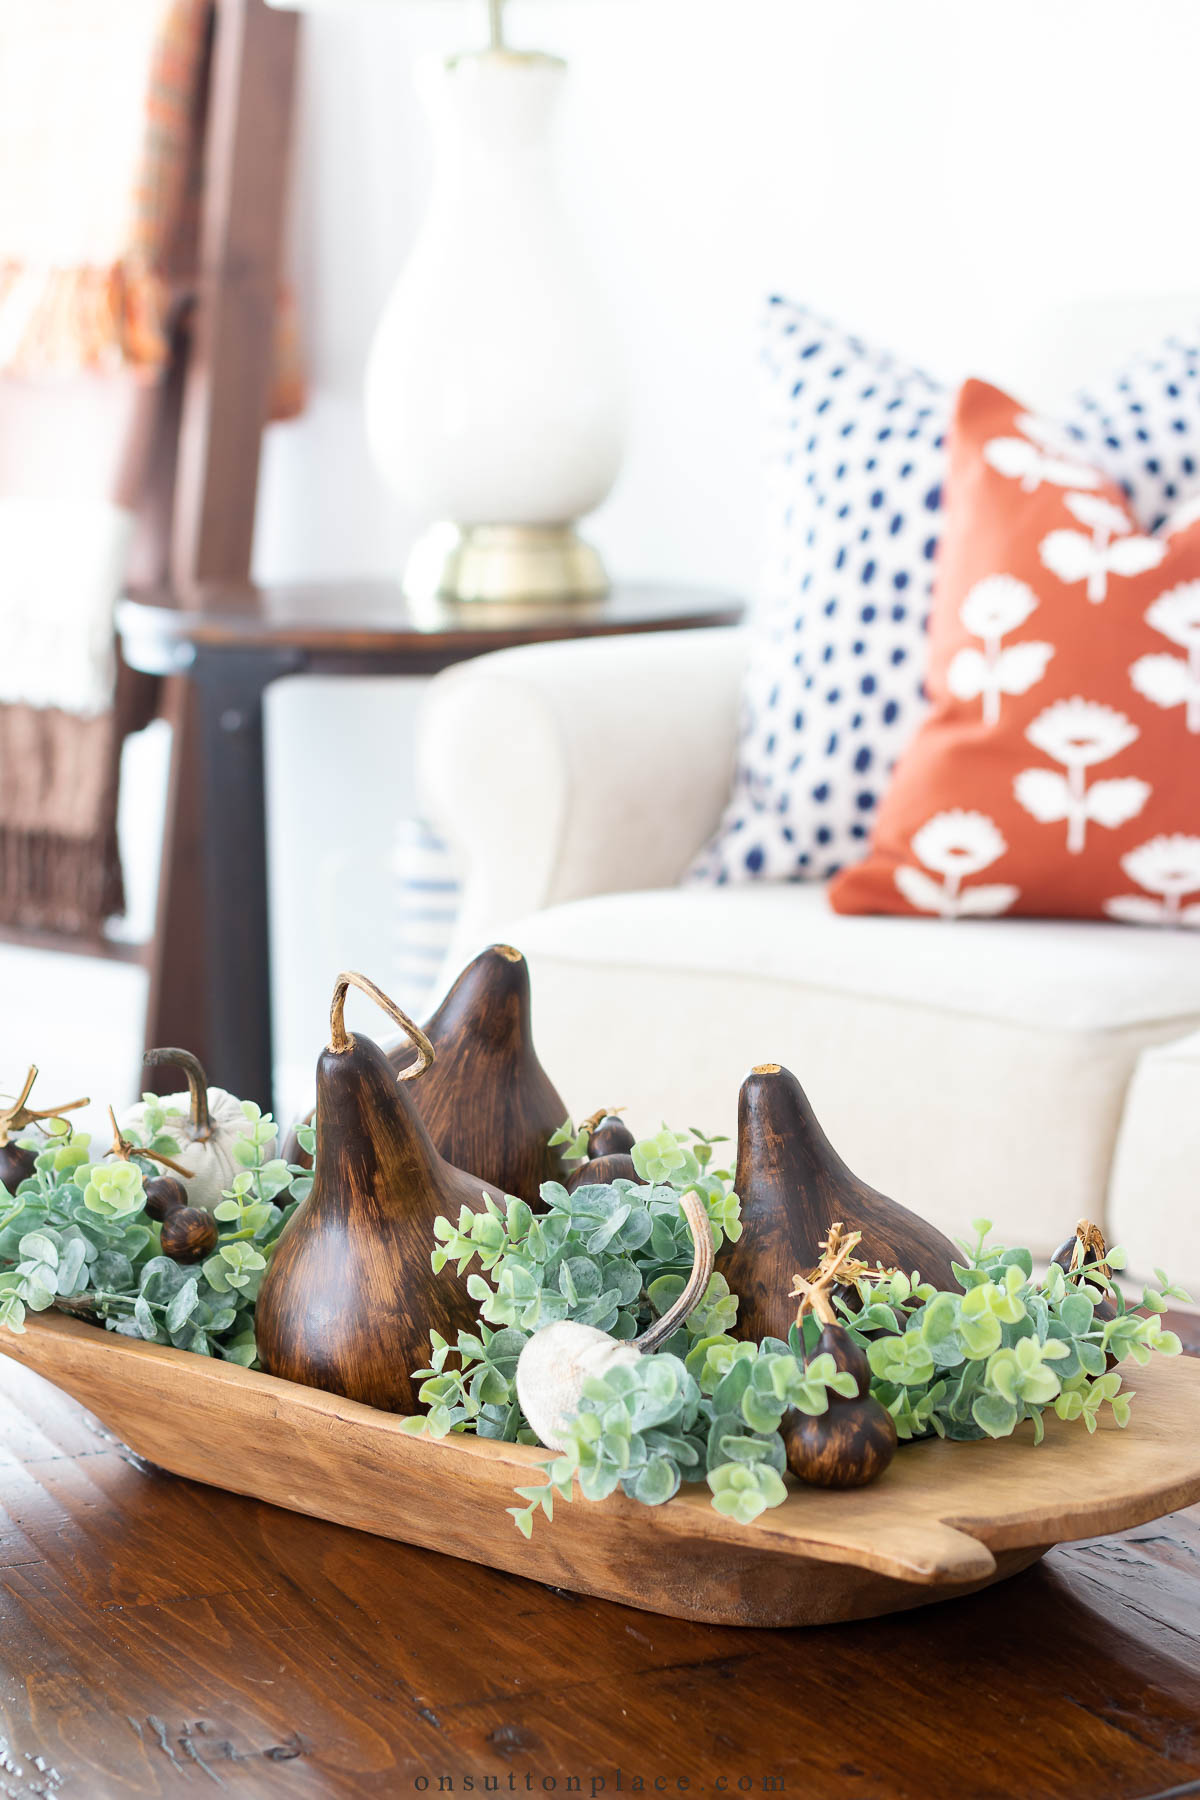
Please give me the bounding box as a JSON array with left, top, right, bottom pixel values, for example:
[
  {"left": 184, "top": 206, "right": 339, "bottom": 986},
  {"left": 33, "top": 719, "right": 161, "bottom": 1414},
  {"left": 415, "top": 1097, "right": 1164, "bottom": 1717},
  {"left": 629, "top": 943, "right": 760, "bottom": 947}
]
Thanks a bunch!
[
  {"left": 722, "top": 1063, "right": 960, "bottom": 1343},
  {"left": 784, "top": 1320, "right": 897, "bottom": 1489},
  {"left": 255, "top": 972, "right": 506, "bottom": 1413},
  {"left": 283, "top": 946, "right": 570, "bottom": 1206},
  {"left": 388, "top": 945, "right": 570, "bottom": 1203}
]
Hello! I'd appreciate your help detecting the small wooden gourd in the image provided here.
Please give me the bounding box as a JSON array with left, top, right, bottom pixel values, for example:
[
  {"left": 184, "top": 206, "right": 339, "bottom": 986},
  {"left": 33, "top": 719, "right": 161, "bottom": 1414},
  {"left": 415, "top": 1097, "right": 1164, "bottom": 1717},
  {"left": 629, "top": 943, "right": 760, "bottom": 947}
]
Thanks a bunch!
[
  {"left": 722, "top": 1063, "right": 960, "bottom": 1342},
  {"left": 255, "top": 972, "right": 506, "bottom": 1413},
  {"left": 565, "top": 1110, "right": 639, "bottom": 1191},
  {"left": 784, "top": 1230, "right": 897, "bottom": 1488}
]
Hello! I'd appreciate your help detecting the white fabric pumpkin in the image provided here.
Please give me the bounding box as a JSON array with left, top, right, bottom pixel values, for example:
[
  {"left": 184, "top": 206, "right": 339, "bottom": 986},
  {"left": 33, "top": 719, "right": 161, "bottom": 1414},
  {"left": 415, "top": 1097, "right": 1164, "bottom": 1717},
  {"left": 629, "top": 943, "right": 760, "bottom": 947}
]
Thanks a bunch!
[
  {"left": 515, "top": 1191, "right": 715, "bottom": 1451},
  {"left": 120, "top": 1051, "right": 275, "bottom": 1212},
  {"left": 516, "top": 1322, "right": 641, "bottom": 1451}
]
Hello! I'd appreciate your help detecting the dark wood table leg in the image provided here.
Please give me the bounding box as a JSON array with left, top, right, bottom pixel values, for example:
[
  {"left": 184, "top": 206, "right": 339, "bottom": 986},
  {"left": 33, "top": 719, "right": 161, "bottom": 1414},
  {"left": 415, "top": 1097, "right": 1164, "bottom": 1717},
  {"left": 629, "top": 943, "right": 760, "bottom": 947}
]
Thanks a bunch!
[
  {"left": 192, "top": 646, "right": 304, "bottom": 1113},
  {"left": 144, "top": 678, "right": 210, "bottom": 1090}
]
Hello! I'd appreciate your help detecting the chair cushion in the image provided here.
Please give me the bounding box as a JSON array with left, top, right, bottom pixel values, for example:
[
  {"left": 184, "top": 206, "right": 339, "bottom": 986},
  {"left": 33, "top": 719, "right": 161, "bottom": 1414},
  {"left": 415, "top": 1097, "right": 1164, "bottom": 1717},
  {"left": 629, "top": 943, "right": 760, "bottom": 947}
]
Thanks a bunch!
[
  {"left": 511, "top": 884, "right": 1200, "bottom": 1258},
  {"left": 519, "top": 882, "right": 1200, "bottom": 1033}
]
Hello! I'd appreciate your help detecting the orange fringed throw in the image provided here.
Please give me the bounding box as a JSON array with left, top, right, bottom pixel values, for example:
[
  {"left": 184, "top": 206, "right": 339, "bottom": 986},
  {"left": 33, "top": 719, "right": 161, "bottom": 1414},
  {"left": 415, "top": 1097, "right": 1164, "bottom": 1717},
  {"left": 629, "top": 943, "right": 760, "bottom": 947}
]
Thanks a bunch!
[{"left": 0, "top": 1, "right": 301, "bottom": 938}]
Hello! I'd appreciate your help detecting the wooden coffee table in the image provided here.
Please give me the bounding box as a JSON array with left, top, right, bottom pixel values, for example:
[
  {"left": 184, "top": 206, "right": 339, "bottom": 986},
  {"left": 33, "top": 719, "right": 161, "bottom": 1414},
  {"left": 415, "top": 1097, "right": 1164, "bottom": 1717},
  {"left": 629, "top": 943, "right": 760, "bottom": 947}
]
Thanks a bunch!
[{"left": 1, "top": 1317, "right": 1198, "bottom": 1800}]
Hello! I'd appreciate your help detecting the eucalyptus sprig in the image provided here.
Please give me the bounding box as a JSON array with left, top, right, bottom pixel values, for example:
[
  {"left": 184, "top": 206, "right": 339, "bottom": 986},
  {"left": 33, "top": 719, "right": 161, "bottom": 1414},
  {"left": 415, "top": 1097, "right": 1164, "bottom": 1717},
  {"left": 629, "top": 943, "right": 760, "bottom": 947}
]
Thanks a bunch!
[
  {"left": 832, "top": 1219, "right": 1188, "bottom": 1445},
  {"left": 0, "top": 1108, "right": 312, "bottom": 1364}
]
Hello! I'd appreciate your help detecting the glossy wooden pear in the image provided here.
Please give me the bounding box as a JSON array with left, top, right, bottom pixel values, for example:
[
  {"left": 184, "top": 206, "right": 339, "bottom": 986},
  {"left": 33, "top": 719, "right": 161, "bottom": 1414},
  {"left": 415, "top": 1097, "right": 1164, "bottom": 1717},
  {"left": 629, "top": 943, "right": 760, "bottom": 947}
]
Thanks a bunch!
[
  {"left": 388, "top": 945, "right": 570, "bottom": 1203},
  {"left": 256, "top": 973, "right": 505, "bottom": 1414},
  {"left": 723, "top": 1063, "right": 960, "bottom": 1343}
]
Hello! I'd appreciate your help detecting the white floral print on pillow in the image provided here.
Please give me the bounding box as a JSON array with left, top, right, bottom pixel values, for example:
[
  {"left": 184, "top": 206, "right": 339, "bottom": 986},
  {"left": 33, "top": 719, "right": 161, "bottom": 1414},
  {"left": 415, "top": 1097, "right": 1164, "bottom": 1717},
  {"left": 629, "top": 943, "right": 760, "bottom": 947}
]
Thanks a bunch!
[
  {"left": 1130, "top": 581, "right": 1200, "bottom": 732},
  {"left": 1014, "top": 698, "right": 1149, "bottom": 854},
  {"left": 946, "top": 576, "right": 1054, "bottom": 726},
  {"left": 1039, "top": 494, "right": 1166, "bottom": 605},
  {"left": 982, "top": 421, "right": 1102, "bottom": 495},
  {"left": 893, "top": 810, "right": 1019, "bottom": 918},
  {"left": 1103, "top": 835, "right": 1200, "bottom": 928}
]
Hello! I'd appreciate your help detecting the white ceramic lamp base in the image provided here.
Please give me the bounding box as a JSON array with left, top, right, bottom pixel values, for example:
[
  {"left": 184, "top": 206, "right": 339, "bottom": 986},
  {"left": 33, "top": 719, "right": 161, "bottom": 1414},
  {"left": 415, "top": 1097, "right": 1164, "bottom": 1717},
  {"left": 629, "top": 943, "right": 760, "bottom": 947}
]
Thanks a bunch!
[{"left": 365, "top": 49, "right": 625, "bottom": 606}]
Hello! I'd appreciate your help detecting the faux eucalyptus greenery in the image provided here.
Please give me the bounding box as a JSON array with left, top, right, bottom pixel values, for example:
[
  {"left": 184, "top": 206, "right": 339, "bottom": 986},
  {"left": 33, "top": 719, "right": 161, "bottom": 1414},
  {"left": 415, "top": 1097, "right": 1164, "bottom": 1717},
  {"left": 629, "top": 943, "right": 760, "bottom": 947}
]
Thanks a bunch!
[{"left": 0, "top": 1101, "right": 313, "bottom": 1362}]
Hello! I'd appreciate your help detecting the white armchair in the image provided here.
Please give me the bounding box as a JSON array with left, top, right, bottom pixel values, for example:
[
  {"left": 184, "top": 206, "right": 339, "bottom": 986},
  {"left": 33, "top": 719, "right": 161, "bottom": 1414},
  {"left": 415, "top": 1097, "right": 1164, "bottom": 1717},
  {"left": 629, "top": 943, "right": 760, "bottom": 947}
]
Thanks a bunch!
[{"left": 418, "top": 628, "right": 1200, "bottom": 1284}]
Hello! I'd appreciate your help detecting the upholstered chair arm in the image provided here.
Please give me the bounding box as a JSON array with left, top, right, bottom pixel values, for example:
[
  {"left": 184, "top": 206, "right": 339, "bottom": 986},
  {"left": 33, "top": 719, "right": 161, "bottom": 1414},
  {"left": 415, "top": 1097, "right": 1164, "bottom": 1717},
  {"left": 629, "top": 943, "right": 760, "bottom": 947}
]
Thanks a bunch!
[{"left": 416, "top": 627, "right": 747, "bottom": 952}]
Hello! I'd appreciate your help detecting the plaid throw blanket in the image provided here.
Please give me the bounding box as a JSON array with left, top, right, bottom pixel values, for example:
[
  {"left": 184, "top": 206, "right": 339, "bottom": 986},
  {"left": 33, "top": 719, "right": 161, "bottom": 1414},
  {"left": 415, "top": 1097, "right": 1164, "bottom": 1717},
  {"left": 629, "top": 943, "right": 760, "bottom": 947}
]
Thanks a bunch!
[{"left": 0, "top": 1, "right": 299, "bottom": 938}]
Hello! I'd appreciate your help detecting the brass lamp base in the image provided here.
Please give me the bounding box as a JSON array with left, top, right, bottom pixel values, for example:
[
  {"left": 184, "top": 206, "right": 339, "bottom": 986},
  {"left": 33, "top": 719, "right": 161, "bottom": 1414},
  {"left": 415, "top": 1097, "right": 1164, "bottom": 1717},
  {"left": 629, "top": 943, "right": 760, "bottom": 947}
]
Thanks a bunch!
[{"left": 402, "top": 523, "right": 610, "bottom": 606}]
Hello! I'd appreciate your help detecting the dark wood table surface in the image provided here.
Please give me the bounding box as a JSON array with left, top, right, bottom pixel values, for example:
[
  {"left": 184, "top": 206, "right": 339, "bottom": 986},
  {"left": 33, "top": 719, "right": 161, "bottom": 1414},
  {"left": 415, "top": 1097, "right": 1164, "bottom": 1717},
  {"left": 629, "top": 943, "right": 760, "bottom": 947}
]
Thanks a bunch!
[
  {"left": 2, "top": 1317, "right": 1198, "bottom": 1800},
  {"left": 116, "top": 581, "right": 743, "bottom": 1117}
]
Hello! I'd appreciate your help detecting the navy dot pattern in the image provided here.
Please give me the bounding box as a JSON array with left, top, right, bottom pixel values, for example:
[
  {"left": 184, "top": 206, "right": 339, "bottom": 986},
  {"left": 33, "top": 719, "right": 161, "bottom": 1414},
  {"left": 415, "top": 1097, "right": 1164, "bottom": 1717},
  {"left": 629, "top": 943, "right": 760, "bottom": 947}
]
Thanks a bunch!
[{"left": 690, "top": 299, "right": 1200, "bottom": 886}]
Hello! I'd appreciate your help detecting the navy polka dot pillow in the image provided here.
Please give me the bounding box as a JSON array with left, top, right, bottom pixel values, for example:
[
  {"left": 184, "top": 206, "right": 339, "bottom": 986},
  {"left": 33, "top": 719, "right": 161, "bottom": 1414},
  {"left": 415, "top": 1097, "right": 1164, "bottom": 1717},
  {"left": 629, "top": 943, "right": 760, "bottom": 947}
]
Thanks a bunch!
[{"left": 690, "top": 299, "right": 1200, "bottom": 884}]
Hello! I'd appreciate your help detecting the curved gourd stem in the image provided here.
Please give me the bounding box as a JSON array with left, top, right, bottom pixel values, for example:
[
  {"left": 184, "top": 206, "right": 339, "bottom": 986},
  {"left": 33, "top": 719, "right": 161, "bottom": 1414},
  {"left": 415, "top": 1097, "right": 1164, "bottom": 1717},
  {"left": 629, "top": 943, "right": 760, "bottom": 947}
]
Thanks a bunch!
[
  {"left": 107, "top": 1107, "right": 196, "bottom": 1180},
  {"left": 328, "top": 972, "right": 435, "bottom": 1082},
  {"left": 143, "top": 1047, "right": 213, "bottom": 1140},
  {"left": 634, "top": 1190, "right": 714, "bottom": 1353},
  {"left": 0, "top": 1065, "right": 89, "bottom": 1146}
]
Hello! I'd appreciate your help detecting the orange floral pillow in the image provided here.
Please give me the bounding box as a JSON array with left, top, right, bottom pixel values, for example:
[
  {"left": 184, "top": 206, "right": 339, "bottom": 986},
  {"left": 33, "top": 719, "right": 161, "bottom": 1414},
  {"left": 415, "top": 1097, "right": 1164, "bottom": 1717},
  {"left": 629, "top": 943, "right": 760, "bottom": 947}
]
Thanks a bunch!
[{"left": 830, "top": 378, "right": 1200, "bottom": 926}]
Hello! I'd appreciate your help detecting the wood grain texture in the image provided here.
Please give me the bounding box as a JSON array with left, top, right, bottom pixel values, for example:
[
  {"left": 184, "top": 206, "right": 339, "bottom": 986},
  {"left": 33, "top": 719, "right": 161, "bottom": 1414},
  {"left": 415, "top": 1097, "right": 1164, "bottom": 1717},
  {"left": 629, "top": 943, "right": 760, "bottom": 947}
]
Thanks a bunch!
[
  {"left": 722, "top": 1064, "right": 962, "bottom": 1342},
  {"left": 255, "top": 1017, "right": 505, "bottom": 1414},
  {"left": 0, "top": 1337, "right": 1199, "bottom": 1799},
  {"left": 389, "top": 946, "right": 571, "bottom": 1204},
  {"left": 4, "top": 1312, "right": 1200, "bottom": 1637}
]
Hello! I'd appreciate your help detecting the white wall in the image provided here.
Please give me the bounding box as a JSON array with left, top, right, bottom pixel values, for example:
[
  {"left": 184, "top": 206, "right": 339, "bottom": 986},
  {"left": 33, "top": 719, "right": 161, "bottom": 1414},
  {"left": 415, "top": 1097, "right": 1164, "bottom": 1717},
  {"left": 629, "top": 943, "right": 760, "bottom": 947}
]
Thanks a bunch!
[{"left": 254, "top": 0, "right": 1200, "bottom": 1112}]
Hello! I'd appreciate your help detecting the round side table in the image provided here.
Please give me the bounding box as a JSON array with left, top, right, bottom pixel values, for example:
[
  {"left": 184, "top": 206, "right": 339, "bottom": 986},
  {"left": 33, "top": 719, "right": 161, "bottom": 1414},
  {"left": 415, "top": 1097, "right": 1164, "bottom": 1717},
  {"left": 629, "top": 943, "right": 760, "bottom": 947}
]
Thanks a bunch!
[{"left": 118, "top": 580, "right": 743, "bottom": 1113}]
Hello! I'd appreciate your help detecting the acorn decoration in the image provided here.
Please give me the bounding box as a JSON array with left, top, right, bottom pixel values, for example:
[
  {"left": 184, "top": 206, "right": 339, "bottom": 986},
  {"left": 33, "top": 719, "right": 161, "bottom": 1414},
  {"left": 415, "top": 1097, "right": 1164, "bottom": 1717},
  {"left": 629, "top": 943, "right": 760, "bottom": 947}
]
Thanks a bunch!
[
  {"left": 783, "top": 1226, "right": 897, "bottom": 1489},
  {"left": 255, "top": 972, "right": 508, "bottom": 1414},
  {"left": 284, "top": 945, "right": 570, "bottom": 1205},
  {"left": 722, "top": 1063, "right": 960, "bottom": 1342},
  {"left": 103, "top": 1110, "right": 217, "bottom": 1264},
  {"left": 565, "top": 1109, "right": 639, "bottom": 1191},
  {"left": 142, "top": 1174, "right": 220, "bottom": 1264},
  {"left": 0, "top": 1067, "right": 89, "bottom": 1196}
]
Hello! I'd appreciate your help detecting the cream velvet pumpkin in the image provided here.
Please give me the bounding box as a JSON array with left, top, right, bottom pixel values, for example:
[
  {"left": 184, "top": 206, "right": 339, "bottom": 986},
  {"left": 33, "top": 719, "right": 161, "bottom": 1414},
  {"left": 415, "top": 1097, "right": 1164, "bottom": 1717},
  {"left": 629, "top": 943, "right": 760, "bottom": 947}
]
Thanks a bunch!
[{"left": 120, "top": 1049, "right": 276, "bottom": 1212}]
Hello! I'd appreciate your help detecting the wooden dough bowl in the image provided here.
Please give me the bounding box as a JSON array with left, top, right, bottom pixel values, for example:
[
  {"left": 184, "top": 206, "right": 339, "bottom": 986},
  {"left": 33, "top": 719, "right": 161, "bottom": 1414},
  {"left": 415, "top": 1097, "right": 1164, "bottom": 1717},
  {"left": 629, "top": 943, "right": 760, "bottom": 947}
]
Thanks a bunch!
[{"left": 4, "top": 1312, "right": 1200, "bottom": 1630}]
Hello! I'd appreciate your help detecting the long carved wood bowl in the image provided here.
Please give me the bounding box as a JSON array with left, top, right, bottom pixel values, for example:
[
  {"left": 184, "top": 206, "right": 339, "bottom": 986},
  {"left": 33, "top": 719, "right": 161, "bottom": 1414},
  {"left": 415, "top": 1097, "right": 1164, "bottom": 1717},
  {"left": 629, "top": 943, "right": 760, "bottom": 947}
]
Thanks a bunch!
[{"left": 4, "top": 1313, "right": 1200, "bottom": 1629}]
